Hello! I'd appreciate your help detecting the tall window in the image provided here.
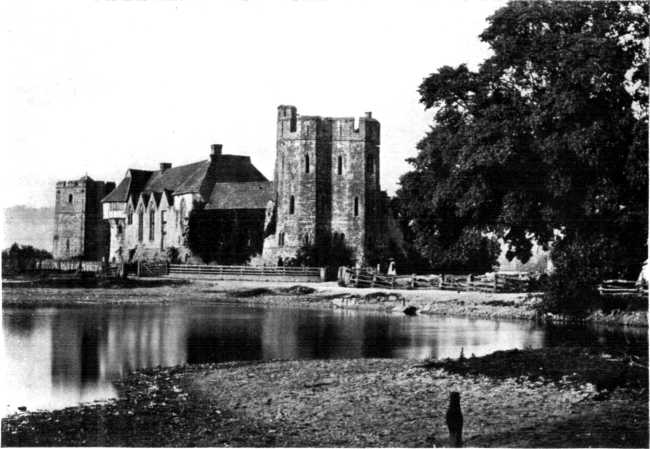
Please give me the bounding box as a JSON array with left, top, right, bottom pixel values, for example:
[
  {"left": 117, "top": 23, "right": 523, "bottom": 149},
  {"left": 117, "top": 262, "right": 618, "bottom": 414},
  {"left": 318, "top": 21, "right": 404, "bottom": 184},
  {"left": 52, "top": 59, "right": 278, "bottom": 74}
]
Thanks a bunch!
[
  {"left": 337, "top": 156, "right": 343, "bottom": 175},
  {"left": 138, "top": 210, "right": 144, "bottom": 242},
  {"left": 305, "top": 154, "right": 310, "bottom": 173},
  {"left": 160, "top": 210, "right": 167, "bottom": 250},
  {"left": 278, "top": 232, "right": 285, "bottom": 247},
  {"left": 68, "top": 194, "right": 73, "bottom": 203},
  {"left": 127, "top": 206, "right": 133, "bottom": 225},
  {"left": 289, "top": 195, "right": 295, "bottom": 214},
  {"left": 179, "top": 199, "right": 186, "bottom": 228},
  {"left": 149, "top": 210, "right": 155, "bottom": 241},
  {"left": 354, "top": 197, "right": 359, "bottom": 217},
  {"left": 66, "top": 239, "right": 70, "bottom": 254}
]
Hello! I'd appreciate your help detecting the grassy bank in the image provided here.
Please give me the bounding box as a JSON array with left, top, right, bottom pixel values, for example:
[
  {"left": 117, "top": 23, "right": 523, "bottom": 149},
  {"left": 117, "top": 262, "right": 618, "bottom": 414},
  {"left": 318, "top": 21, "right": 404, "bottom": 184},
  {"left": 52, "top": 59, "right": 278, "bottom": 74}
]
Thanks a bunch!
[{"left": 2, "top": 348, "right": 647, "bottom": 447}]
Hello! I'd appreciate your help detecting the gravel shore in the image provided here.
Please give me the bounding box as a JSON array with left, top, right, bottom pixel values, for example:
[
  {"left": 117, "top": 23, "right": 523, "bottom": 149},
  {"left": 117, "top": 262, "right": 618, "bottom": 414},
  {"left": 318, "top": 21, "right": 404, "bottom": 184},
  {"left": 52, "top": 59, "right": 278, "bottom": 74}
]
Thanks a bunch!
[{"left": 2, "top": 348, "right": 647, "bottom": 447}]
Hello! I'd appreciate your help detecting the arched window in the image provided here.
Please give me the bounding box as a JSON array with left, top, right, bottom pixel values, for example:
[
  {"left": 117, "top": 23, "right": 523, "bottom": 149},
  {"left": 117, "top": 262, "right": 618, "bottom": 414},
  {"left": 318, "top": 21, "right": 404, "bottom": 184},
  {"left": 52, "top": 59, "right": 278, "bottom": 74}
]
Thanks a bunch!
[
  {"left": 68, "top": 194, "right": 73, "bottom": 203},
  {"left": 289, "top": 195, "right": 295, "bottom": 214},
  {"left": 305, "top": 154, "right": 310, "bottom": 174},
  {"left": 337, "top": 156, "right": 343, "bottom": 175},
  {"left": 179, "top": 199, "right": 186, "bottom": 227},
  {"left": 138, "top": 209, "right": 144, "bottom": 242},
  {"left": 354, "top": 197, "right": 359, "bottom": 217},
  {"left": 149, "top": 210, "right": 155, "bottom": 241}
]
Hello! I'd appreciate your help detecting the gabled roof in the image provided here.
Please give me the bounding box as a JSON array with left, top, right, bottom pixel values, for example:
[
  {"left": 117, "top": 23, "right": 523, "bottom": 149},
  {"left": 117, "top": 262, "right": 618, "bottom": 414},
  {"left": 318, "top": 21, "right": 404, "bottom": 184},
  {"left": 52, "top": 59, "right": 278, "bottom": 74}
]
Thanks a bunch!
[
  {"left": 101, "top": 153, "right": 270, "bottom": 206},
  {"left": 205, "top": 182, "right": 273, "bottom": 210},
  {"left": 102, "top": 169, "right": 153, "bottom": 203},
  {"left": 143, "top": 161, "right": 209, "bottom": 194}
]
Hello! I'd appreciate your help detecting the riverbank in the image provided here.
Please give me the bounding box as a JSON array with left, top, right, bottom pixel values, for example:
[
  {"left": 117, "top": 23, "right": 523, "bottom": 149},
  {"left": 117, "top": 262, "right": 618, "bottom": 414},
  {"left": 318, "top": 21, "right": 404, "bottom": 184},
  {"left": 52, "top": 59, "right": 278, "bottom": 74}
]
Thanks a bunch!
[
  {"left": 3, "top": 277, "right": 646, "bottom": 327},
  {"left": 2, "top": 347, "right": 647, "bottom": 447}
]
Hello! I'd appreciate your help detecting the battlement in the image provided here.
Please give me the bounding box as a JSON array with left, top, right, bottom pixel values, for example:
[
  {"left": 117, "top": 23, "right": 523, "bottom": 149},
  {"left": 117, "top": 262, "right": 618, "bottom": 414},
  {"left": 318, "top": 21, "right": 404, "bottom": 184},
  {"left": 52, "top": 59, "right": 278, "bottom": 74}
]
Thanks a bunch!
[{"left": 277, "top": 105, "right": 379, "bottom": 144}]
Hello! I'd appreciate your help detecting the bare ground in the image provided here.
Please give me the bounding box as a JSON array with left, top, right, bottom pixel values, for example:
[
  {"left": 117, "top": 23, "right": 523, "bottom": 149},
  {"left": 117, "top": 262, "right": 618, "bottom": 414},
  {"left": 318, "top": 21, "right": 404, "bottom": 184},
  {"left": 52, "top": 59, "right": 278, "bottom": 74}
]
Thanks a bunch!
[{"left": 2, "top": 349, "right": 647, "bottom": 447}]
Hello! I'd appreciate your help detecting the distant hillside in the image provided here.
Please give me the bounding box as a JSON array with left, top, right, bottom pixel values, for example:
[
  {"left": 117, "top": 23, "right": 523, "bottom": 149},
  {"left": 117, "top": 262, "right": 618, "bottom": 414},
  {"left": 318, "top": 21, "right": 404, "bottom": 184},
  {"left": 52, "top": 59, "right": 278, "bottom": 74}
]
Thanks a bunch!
[{"left": 3, "top": 206, "right": 54, "bottom": 252}]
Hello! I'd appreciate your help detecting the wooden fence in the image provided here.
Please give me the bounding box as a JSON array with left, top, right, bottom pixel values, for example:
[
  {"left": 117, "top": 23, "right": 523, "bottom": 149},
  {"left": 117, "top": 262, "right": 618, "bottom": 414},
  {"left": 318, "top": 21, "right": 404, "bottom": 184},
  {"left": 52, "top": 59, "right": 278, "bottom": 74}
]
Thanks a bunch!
[
  {"left": 37, "top": 259, "right": 104, "bottom": 273},
  {"left": 168, "top": 264, "right": 325, "bottom": 282},
  {"left": 338, "top": 267, "right": 531, "bottom": 293},
  {"left": 598, "top": 279, "right": 647, "bottom": 297}
]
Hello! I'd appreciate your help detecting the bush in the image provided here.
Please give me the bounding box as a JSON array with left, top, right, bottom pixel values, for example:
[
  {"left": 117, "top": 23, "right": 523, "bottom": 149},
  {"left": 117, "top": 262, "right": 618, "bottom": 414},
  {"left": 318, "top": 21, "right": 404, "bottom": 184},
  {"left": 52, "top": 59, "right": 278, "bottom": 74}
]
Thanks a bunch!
[
  {"left": 2, "top": 243, "right": 53, "bottom": 275},
  {"left": 542, "top": 235, "right": 634, "bottom": 318},
  {"left": 286, "top": 232, "right": 356, "bottom": 269}
]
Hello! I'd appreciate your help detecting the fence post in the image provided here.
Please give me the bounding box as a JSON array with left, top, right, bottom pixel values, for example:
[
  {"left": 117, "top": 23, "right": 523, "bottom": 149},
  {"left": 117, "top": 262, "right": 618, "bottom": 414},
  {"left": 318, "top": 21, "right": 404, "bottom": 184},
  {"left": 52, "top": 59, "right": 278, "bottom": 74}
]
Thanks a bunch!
[
  {"left": 372, "top": 273, "right": 377, "bottom": 288},
  {"left": 494, "top": 273, "right": 498, "bottom": 293},
  {"left": 446, "top": 391, "right": 463, "bottom": 447},
  {"left": 320, "top": 267, "right": 326, "bottom": 282},
  {"left": 137, "top": 261, "right": 142, "bottom": 277},
  {"left": 410, "top": 274, "right": 416, "bottom": 289}
]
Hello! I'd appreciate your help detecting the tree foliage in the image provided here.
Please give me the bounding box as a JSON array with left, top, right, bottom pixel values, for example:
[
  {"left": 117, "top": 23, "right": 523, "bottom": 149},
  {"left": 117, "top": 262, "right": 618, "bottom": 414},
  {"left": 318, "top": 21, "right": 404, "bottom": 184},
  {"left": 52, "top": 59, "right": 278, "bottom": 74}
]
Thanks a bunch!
[
  {"left": 398, "top": 1, "right": 648, "bottom": 284},
  {"left": 287, "top": 232, "right": 356, "bottom": 269},
  {"left": 2, "top": 243, "right": 53, "bottom": 274}
]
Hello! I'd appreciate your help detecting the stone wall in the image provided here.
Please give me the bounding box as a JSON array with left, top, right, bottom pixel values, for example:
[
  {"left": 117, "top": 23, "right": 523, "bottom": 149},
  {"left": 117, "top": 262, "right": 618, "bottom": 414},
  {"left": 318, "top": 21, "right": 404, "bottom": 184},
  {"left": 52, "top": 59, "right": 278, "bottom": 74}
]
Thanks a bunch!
[
  {"left": 53, "top": 178, "right": 114, "bottom": 261},
  {"left": 264, "top": 106, "right": 382, "bottom": 264}
]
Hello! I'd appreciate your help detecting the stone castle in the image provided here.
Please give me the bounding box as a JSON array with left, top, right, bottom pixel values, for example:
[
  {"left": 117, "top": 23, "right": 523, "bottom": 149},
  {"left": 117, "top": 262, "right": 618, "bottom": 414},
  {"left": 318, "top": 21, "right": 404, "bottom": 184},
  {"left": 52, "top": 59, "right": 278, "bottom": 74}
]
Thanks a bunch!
[
  {"left": 53, "top": 105, "right": 392, "bottom": 265},
  {"left": 263, "top": 105, "right": 387, "bottom": 263},
  {"left": 52, "top": 177, "right": 115, "bottom": 260}
]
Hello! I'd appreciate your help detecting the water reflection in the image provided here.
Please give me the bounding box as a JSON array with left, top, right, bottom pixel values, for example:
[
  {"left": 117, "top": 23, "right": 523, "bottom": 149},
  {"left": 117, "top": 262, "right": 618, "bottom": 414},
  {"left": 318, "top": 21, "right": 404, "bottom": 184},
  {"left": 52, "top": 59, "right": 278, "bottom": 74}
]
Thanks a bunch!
[{"left": 2, "top": 303, "right": 646, "bottom": 415}]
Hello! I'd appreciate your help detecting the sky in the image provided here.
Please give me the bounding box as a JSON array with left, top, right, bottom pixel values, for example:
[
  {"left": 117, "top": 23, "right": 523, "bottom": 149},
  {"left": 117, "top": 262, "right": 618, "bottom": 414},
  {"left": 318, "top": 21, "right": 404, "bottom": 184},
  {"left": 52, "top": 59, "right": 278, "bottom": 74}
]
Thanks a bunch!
[{"left": 2, "top": 0, "right": 504, "bottom": 209}]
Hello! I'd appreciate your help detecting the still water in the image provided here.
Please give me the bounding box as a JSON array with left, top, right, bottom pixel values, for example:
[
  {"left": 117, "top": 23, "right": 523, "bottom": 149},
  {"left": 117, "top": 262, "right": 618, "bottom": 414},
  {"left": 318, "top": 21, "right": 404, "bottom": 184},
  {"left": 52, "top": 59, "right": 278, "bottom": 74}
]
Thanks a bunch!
[{"left": 2, "top": 302, "right": 646, "bottom": 415}]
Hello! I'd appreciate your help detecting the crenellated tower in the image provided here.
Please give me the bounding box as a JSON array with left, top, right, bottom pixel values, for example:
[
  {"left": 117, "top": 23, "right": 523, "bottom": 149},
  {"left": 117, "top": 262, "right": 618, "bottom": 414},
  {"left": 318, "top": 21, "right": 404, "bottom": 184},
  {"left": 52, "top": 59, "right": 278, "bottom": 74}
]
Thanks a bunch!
[{"left": 264, "top": 105, "right": 382, "bottom": 264}]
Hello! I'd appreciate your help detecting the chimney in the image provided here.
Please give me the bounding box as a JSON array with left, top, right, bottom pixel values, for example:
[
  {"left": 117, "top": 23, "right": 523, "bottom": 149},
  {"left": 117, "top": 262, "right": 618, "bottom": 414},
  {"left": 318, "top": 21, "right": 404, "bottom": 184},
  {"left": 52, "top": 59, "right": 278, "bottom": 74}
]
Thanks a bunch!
[
  {"left": 159, "top": 162, "right": 172, "bottom": 171},
  {"left": 211, "top": 144, "right": 222, "bottom": 160},
  {"left": 364, "top": 112, "right": 372, "bottom": 119}
]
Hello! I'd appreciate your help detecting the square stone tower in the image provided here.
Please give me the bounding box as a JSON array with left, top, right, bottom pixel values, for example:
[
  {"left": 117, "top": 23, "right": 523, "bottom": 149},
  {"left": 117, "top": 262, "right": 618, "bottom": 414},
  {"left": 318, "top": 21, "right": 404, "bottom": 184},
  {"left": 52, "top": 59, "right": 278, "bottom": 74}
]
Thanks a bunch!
[
  {"left": 52, "top": 176, "right": 115, "bottom": 260},
  {"left": 263, "top": 105, "right": 382, "bottom": 264}
]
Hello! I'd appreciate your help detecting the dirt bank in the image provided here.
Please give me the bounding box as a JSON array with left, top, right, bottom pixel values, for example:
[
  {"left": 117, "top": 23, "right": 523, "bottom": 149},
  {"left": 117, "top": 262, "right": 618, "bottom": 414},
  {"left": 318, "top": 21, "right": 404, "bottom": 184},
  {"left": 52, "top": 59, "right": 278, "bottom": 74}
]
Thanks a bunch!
[
  {"left": 2, "top": 279, "right": 646, "bottom": 327},
  {"left": 2, "top": 348, "right": 647, "bottom": 447}
]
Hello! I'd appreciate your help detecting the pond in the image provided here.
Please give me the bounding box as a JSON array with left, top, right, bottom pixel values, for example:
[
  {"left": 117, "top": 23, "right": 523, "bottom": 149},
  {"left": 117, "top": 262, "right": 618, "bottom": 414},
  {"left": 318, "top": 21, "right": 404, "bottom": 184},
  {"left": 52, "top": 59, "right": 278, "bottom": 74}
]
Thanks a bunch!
[{"left": 2, "top": 302, "right": 646, "bottom": 416}]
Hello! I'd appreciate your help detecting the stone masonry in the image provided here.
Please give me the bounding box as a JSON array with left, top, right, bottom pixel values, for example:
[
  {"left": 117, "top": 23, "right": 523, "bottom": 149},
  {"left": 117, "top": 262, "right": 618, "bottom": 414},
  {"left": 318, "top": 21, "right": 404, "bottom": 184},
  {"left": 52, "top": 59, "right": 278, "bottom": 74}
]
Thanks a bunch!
[
  {"left": 263, "top": 105, "right": 384, "bottom": 264},
  {"left": 52, "top": 176, "right": 115, "bottom": 260}
]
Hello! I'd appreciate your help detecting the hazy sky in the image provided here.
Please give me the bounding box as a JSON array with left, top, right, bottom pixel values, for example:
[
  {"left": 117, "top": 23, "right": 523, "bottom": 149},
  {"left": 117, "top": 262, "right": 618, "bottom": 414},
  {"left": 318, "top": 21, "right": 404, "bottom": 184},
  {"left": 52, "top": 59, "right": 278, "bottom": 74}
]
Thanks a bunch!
[{"left": 3, "top": 0, "right": 504, "bottom": 209}]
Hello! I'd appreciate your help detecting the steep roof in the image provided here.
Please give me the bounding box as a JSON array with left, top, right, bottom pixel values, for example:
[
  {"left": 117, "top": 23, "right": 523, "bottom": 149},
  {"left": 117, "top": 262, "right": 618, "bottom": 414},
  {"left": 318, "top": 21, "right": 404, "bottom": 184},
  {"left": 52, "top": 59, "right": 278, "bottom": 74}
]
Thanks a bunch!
[
  {"left": 101, "top": 153, "right": 270, "bottom": 207},
  {"left": 206, "top": 182, "right": 273, "bottom": 210},
  {"left": 143, "top": 161, "right": 209, "bottom": 194},
  {"left": 101, "top": 169, "right": 153, "bottom": 203}
]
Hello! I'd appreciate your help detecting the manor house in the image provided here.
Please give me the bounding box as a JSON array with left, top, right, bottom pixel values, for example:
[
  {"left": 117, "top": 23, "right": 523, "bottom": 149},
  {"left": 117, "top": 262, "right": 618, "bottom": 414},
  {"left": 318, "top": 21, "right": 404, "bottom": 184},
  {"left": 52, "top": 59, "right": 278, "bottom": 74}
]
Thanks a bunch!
[
  {"left": 100, "top": 144, "right": 272, "bottom": 264},
  {"left": 56, "top": 105, "right": 389, "bottom": 265}
]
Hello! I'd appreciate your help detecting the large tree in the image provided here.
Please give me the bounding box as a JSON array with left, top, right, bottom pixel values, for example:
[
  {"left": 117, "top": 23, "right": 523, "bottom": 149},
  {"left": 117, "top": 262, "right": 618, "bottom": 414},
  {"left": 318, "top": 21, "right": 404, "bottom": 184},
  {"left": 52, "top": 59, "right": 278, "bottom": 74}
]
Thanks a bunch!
[{"left": 398, "top": 1, "right": 648, "bottom": 285}]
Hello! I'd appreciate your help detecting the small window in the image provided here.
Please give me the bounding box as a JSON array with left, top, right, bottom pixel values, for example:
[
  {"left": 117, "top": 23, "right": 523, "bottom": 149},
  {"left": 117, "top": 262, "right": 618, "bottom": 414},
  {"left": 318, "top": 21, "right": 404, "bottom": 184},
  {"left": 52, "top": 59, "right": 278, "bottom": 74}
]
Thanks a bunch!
[
  {"left": 278, "top": 232, "right": 285, "bottom": 247},
  {"left": 289, "top": 195, "right": 295, "bottom": 214},
  {"left": 305, "top": 154, "right": 310, "bottom": 174},
  {"left": 354, "top": 197, "right": 359, "bottom": 217},
  {"left": 68, "top": 194, "right": 73, "bottom": 203},
  {"left": 337, "top": 156, "right": 343, "bottom": 175}
]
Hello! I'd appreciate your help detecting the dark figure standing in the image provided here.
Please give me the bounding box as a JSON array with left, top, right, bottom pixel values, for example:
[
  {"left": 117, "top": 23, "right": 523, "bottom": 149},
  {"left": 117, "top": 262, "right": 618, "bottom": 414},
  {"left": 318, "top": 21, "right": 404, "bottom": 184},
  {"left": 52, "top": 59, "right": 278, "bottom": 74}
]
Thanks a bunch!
[{"left": 446, "top": 391, "right": 463, "bottom": 447}]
